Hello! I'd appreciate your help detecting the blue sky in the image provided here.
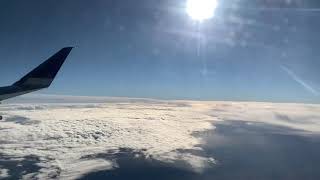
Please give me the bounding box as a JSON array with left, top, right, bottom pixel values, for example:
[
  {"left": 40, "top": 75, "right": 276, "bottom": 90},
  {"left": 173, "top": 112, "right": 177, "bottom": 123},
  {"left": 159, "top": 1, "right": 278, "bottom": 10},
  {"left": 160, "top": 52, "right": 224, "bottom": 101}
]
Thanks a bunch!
[{"left": 0, "top": 0, "right": 320, "bottom": 103}]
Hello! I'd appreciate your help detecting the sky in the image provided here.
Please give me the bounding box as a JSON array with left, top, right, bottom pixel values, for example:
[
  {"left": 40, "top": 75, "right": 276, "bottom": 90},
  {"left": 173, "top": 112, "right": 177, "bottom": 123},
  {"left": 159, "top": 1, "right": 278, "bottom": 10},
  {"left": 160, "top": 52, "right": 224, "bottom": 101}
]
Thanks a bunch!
[{"left": 0, "top": 0, "right": 320, "bottom": 103}]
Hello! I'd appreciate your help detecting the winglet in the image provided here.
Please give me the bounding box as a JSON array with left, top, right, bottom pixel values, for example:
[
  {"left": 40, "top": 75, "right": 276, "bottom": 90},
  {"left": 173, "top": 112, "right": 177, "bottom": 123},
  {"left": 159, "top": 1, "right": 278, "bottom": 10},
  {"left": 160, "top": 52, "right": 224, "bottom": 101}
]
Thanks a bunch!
[{"left": 13, "top": 47, "right": 73, "bottom": 88}]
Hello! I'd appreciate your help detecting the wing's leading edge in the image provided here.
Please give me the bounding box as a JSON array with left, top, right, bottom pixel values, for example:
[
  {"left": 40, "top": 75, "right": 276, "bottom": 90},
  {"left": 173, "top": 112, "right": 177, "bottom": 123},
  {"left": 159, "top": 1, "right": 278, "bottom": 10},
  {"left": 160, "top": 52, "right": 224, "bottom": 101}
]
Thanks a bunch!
[{"left": 0, "top": 47, "right": 73, "bottom": 101}]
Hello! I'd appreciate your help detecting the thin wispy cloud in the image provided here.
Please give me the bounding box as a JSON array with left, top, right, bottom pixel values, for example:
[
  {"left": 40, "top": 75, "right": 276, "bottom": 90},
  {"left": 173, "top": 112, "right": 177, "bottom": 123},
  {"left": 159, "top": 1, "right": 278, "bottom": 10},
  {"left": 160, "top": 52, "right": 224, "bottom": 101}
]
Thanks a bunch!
[{"left": 281, "top": 65, "right": 319, "bottom": 96}]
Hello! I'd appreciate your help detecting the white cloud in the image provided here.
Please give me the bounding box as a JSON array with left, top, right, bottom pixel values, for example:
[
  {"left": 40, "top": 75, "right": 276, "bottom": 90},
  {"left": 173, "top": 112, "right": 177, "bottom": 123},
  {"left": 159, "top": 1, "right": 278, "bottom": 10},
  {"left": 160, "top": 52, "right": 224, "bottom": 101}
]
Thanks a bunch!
[
  {"left": 0, "top": 168, "right": 9, "bottom": 179},
  {"left": 54, "top": 159, "right": 113, "bottom": 180},
  {"left": 157, "top": 152, "right": 216, "bottom": 173},
  {"left": 0, "top": 101, "right": 215, "bottom": 179},
  {"left": 205, "top": 101, "right": 320, "bottom": 133}
]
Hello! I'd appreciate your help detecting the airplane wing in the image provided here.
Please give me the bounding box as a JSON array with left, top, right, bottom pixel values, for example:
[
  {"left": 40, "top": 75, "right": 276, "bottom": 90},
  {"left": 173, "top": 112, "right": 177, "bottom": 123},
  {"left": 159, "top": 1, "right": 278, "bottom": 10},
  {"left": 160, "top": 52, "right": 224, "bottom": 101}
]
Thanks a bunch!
[{"left": 0, "top": 47, "right": 73, "bottom": 102}]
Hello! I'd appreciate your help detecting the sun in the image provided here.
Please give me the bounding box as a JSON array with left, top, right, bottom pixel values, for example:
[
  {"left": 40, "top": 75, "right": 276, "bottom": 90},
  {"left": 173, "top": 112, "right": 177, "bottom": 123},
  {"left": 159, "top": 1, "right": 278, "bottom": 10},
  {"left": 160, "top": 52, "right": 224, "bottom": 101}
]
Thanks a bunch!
[{"left": 186, "top": 0, "right": 218, "bottom": 21}]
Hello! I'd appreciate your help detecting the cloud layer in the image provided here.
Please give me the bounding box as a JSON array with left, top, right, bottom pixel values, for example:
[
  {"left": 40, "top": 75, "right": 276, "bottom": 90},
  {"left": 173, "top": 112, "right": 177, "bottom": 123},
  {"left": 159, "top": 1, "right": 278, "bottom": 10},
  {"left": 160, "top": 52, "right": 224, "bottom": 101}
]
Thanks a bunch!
[
  {"left": 0, "top": 101, "right": 215, "bottom": 179},
  {"left": 0, "top": 99, "right": 320, "bottom": 179}
]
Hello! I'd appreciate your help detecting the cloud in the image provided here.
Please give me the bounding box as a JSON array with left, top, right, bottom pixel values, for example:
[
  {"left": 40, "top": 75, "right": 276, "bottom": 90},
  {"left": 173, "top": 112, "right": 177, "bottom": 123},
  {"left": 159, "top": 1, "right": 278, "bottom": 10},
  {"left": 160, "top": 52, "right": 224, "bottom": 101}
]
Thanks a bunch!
[
  {"left": 0, "top": 98, "right": 319, "bottom": 179},
  {"left": 206, "top": 101, "right": 320, "bottom": 133},
  {"left": 0, "top": 168, "right": 9, "bottom": 179},
  {"left": 158, "top": 152, "right": 216, "bottom": 173},
  {"left": 0, "top": 101, "right": 215, "bottom": 179},
  {"left": 281, "top": 65, "right": 319, "bottom": 96},
  {"left": 53, "top": 159, "right": 113, "bottom": 180}
]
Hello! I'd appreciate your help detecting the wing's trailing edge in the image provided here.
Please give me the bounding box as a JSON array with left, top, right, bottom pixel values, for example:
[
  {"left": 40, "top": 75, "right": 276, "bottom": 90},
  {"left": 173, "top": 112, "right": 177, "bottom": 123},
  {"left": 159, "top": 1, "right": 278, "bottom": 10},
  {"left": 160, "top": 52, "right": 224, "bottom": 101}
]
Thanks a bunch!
[{"left": 0, "top": 47, "right": 73, "bottom": 101}]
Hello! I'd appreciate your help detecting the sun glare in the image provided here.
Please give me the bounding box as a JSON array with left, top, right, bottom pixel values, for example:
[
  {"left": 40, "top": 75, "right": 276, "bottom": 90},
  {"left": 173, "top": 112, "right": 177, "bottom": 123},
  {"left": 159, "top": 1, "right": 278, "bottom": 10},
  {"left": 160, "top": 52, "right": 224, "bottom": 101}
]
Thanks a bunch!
[{"left": 186, "top": 0, "right": 218, "bottom": 21}]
